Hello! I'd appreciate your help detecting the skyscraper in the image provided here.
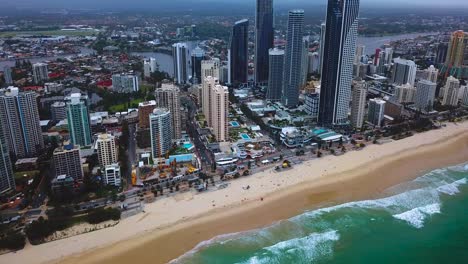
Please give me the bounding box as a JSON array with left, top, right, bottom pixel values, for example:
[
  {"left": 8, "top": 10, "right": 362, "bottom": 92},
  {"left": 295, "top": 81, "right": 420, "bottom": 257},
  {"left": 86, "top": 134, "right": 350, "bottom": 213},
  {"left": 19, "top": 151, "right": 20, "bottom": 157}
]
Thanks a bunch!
[
  {"left": 202, "top": 76, "right": 219, "bottom": 126},
  {"left": 281, "top": 9, "right": 305, "bottom": 108},
  {"left": 415, "top": 80, "right": 437, "bottom": 112},
  {"left": 229, "top": 19, "right": 249, "bottom": 86},
  {"left": 51, "top": 101, "right": 67, "bottom": 121},
  {"left": 53, "top": 142, "right": 83, "bottom": 181},
  {"left": 319, "top": 23, "right": 326, "bottom": 76},
  {"left": 211, "top": 84, "right": 229, "bottom": 142},
  {"left": 138, "top": 100, "right": 157, "bottom": 129},
  {"left": 392, "top": 58, "right": 417, "bottom": 86},
  {"left": 318, "top": 0, "right": 360, "bottom": 126},
  {"left": 442, "top": 76, "right": 460, "bottom": 106},
  {"left": 66, "top": 93, "right": 92, "bottom": 147},
  {"left": 112, "top": 74, "right": 139, "bottom": 93},
  {"left": 201, "top": 59, "right": 221, "bottom": 86},
  {"left": 255, "top": 0, "right": 274, "bottom": 84},
  {"left": 445, "top": 30, "right": 468, "bottom": 68},
  {"left": 149, "top": 108, "right": 172, "bottom": 159},
  {"left": 96, "top": 133, "right": 118, "bottom": 167},
  {"left": 351, "top": 80, "right": 367, "bottom": 129},
  {"left": 3, "top": 66, "right": 13, "bottom": 85},
  {"left": 368, "top": 98, "right": 386, "bottom": 127},
  {"left": 267, "top": 48, "right": 284, "bottom": 101},
  {"left": 0, "top": 119, "right": 14, "bottom": 194},
  {"left": 191, "top": 47, "right": 205, "bottom": 84},
  {"left": 395, "top": 83, "right": 416, "bottom": 104},
  {"left": 0, "top": 87, "right": 44, "bottom": 158},
  {"left": 32, "top": 63, "right": 49, "bottom": 84},
  {"left": 155, "top": 83, "right": 182, "bottom": 140},
  {"left": 172, "top": 43, "right": 191, "bottom": 84}
]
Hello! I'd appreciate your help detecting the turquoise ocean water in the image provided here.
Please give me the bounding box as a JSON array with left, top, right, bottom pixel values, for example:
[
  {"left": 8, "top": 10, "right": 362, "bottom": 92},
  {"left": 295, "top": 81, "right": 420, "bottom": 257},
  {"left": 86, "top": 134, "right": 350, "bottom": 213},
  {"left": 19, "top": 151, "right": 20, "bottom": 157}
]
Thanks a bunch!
[{"left": 172, "top": 163, "right": 468, "bottom": 264}]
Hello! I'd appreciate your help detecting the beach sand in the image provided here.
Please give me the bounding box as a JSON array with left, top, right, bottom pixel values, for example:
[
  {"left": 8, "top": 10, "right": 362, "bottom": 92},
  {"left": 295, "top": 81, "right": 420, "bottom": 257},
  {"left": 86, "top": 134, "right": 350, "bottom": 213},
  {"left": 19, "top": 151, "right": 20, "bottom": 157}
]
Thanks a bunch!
[{"left": 2, "top": 123, "right": 468, "bottom": 264}]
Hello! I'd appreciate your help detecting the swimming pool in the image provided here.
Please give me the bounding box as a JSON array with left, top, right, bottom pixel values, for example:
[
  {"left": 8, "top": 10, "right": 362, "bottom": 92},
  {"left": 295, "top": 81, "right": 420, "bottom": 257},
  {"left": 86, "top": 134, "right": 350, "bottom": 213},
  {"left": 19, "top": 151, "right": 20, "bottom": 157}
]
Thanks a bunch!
[
  {"left": 183, "top": 143, "right": 194, "bottom": 149},
  {"left": 230, "top": 121, "right": 240, "bottom": 127},
  {"left": 240, "top": 133, "right": 251, "bottom": 140}
]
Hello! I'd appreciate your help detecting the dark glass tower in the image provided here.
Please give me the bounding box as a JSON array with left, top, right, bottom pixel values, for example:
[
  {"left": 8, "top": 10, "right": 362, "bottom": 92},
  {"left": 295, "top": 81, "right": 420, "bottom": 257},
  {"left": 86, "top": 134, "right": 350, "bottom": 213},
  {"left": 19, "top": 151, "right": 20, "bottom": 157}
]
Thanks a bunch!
[
  {"left": 255, "top": 0, "right": 274, "bottom": 84},
  {"left": 318, "top": 0, "right": 360, "bottom": 126},
  {"left": 281, "top": 10, "right": 305, "bottom": 108},
  {"left": 229, "top": 19, "right": 249, "bottom": 86}
]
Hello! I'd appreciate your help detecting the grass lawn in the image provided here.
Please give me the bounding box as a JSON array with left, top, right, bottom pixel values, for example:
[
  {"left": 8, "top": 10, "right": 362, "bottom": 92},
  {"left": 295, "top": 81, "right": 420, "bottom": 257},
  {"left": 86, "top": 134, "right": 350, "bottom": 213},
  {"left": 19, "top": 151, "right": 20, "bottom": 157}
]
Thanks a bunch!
[
  {"left": 14, "top": 170, "right": 40, "bottom": 180},
  {"left": 109, "top": 98, "right": 144, "bottom": 113},
  {"left": 0, "top": 30, "right": 99, "bottom": 38}
]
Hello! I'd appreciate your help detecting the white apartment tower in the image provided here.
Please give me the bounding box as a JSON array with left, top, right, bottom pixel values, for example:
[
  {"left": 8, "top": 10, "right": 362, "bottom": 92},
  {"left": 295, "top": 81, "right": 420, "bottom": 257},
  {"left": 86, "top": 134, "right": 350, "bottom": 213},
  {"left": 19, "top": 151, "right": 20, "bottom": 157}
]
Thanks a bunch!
[
  {"left": 351, "top": 81, "right": 367, "bottom": 129},
  {"left": 202, "top": 76, "right": 219, "bottom": 126},
  {"left": 395, "top": 83, "right": 416, "bottom": 104},
  {"left": 96, "top": 133, "right": 118, "bottom": 167},
  {"left": 211, "top": 84, "right": 229, "bottom": 142},
  {"left": 415, "top": 80, "right": 437, "bottom": 112},
  {"left": 442, "top": 76, "right": 460, "bottom": 106},
  {"left": 149, "top": 108, "right": 173, "bottom": 159},
  {"left": 391, "top": 58, "right": 417, "bottom": 86},
  {"left": 155, "top": 83, "right": 182, "bottom": 139}
]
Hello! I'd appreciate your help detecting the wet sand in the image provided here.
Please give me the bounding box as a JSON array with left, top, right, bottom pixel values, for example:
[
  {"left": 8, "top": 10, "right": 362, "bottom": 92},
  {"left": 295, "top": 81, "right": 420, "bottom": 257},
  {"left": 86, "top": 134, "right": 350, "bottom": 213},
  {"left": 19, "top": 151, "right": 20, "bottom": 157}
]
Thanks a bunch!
[{"left": 2, "top": 123, "right": 468, "bottom": 264}]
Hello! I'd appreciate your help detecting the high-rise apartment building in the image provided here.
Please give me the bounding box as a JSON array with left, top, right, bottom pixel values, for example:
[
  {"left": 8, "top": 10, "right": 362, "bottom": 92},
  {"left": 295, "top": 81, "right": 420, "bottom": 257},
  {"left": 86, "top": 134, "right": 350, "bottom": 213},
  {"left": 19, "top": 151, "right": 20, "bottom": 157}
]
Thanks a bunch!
[
  {"left": 391, "top": 58, "right": 417, "bottom": 86},
  {"left": 138, "top": 100, "right": 157, "bottom": 129},
  {"left": 445, "top": 30, "right": 468, "bottom": 68},
  {"left": 351, "top": 81, "right": 367, "bottom": 129},
  {"left": 172, "top": 43, "right": 191, "bottom": 84},
  {"left": 104, "top": 164, "right": 121, "bottom": 187},
  {"left": 266, "top": 48, "right": 284, "bottom": 101},
  {"left": 395, "top": 83, "right": 416, "bottom": 104},
  {"left": 0, "top": 87, "right": 44, "bottom": 158},
  {"left": 112, "top": 74, "right": 139, "bottom": 93},
  {"left": 53, "top": 143, "right": 83, "bottom": 181},
  {"left": 201, "top": 59, "right": 221, "bottom": 86},
  {"left": 51, "top": 101, "right": 67, "bottom": 121},
  {"left": 0, "top": 120, "right": 14, "bottom": 194},
  {"left": 32, "top": 63, "right": 49, "bottom": 84},
  {"left": 191, "top": 47, "right": 205, "bottom": 84},
  {"left": 66, "top": 93, "right": 91, "bottom": 147},
  {"left": 368, "top": 99, "right": 386, "bottom": 127},
  {"left": 417, "top": 65, "right": 439, "bottom": 83},
  {"left": 415, "top": 80, "right": 437, "bottom": 112},
  {"left": 3, "top": 66, "right": 13, "bottom": 85},
  {"left": 211, "top": 84, "right": 229, "bottom": 142},
  {"left": 202, "top": 76, "right": 219, "bottom": 126},
  {"left": 304, "top": 93, "right": 320, "bottom": 121},
  {"left": 281, "top": 9, "right": 305, "bottom": 107},
  {"left": 155, "top": 83, "right": 181, "bottom": 139},
  {"left": 149, "top": 108, "right": 172, "bottom": 159},
  {"left": 255, "top": 0, "right": 274, "bottom": 84},
  {"left": 442, "top": 76, "right": 460, "bottom": 106},
  {"left": 143, "top": 57, "right": 159, "bottom": 78},
  {"left": 96, "top": 133, "right": 118, "bottom": 167},
  {"left": 229, "top": 19, "right": 249, "bottom": 85},
  {"left": 318, "top": 0, "right": 360, "bottom": 126}
]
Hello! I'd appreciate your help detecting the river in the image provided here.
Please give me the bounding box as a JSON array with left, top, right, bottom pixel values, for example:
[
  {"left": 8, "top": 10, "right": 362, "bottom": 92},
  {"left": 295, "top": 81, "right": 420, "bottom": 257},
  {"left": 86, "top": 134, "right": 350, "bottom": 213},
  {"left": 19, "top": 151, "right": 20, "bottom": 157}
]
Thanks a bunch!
[{"left": 357, "top": 32, "right": 439, "bottom": 55}]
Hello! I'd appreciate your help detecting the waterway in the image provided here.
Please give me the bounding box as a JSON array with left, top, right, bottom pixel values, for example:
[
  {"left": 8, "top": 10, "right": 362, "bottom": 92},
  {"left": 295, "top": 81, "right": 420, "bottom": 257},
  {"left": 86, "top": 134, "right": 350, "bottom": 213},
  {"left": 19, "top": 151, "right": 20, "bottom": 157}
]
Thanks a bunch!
[{"left": 357, "top": 32, "right": 438, "bottom": 55}]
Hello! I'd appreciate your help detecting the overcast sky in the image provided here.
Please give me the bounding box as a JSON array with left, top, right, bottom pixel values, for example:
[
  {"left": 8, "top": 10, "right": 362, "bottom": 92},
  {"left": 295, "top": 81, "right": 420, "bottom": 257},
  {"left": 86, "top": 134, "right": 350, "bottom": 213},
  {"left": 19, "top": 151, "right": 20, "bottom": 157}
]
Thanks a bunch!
[{"left": 1, "top": 0, "right": 467, "bottom": 9}]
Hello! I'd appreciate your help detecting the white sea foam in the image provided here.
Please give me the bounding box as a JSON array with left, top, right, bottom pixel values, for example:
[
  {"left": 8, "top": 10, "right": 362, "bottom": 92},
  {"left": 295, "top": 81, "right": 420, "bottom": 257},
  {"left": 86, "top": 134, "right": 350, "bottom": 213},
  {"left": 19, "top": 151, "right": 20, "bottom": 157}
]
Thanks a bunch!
[
  {"left": 437, "top": 178, "right": 467, "bottom": 195},
  {"left": 237, "top": 230, "right": 340, "bottom": 264},
  {"left": 393, "top": 203, "right": 441, "bottom": 228}
]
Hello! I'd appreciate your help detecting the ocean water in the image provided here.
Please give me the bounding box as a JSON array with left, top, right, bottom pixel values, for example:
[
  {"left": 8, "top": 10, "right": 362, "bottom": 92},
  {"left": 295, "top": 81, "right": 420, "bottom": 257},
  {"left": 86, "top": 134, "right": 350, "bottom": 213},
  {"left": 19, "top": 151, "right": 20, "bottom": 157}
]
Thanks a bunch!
[{"left": 172, "top": 163, "right": 468, "bottom": 264}]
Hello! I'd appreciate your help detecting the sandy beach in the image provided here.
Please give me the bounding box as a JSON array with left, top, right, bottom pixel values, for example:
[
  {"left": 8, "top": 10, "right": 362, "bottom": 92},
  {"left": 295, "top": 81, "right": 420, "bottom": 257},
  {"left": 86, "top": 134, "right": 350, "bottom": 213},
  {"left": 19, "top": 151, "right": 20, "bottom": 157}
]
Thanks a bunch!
[{"left": 2, "top": 122, "right": 468, "bottom": 264}]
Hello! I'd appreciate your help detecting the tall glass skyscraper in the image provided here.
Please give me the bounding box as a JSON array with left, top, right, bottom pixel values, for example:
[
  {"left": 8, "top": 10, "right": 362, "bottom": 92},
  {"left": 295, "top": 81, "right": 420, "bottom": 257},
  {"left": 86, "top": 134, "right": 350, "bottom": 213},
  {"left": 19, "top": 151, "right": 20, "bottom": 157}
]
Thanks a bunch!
[
  {"left": 0, "top": 118, "right": 14, "bottom": 194},
  {"left": 66, "top": 93, "right": 92, "bottom": 147},
  {"left": 0, "top": 87, "right": 44, "bottom": 158},
  {"left": 319, "top": 0, "right": 360, "bottom": 126},
  {"left": 229, "top": 19, "right": 249, "bottom": 86},
  {"left": 281, "top": 10, "right": 305, "bottom": 108},
  {"left": 267, "top": 48, "right": 284, "bottom": 101},
  {"left": 255, "top": 0, "right": 274, "bottom": 84}
]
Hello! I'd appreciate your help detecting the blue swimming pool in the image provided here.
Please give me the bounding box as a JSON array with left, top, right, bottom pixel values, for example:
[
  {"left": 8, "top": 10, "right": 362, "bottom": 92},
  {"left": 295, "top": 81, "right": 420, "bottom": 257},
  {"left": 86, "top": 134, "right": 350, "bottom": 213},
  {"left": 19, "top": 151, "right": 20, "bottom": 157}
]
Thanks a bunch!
[
  {"left": 183, "top": 143, "right": 194, "bottom": 149},
  {"left": 240, "top": 133, "right": 251, "bottom": 140},
  {"left": 230, "top": 121, "right": 240, "bottom": 127}
]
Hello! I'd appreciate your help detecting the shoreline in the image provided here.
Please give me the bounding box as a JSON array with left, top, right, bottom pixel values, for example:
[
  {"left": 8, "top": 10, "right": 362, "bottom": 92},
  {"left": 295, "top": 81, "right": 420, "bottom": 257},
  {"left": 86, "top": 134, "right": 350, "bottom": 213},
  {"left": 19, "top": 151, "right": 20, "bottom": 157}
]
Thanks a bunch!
[{"left": 2, "top": 123, "right": 468, "bottom": 264}]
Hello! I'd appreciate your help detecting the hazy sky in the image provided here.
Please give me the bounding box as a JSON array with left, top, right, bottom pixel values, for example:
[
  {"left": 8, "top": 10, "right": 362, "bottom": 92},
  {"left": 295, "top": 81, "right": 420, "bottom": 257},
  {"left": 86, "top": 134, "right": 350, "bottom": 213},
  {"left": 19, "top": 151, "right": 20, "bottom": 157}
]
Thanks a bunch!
[{"left": 1, "top": 0, "right": 468, "bottom": 9}]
